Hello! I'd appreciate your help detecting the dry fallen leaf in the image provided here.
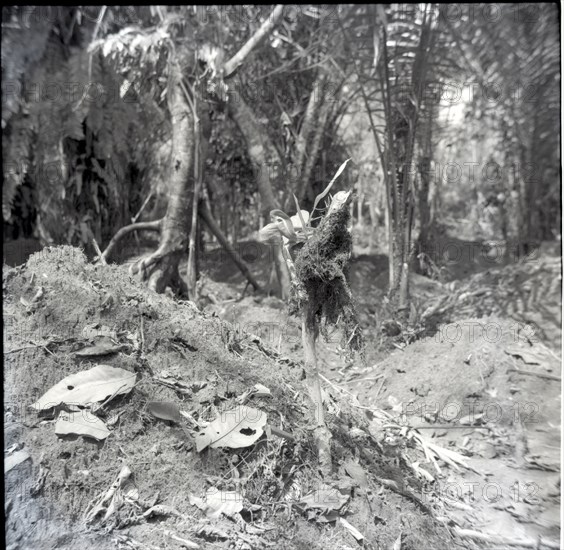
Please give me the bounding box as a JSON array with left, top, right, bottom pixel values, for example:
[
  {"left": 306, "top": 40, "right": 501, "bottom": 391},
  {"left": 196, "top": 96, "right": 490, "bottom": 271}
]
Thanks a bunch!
[
  {"left": 195, "top": 405, "right": 267, "bottom": 452},
  {"left": 75, "top": 338, "right": 124, "bottom": 357},
  {"left": 147, "top": 401, "right": 181, "bottom": 423},
  {"left": 5, "top": 450, "right": 31, "bottom": 473},
  {"left": 55, "top": 411, "right": 110, "bottom": 441},
  {"left": 343, "top": 460, "right": 368, "bottom": 489},
  {"left": 31, "top": 365, "right": 136, "bottom": 411}
]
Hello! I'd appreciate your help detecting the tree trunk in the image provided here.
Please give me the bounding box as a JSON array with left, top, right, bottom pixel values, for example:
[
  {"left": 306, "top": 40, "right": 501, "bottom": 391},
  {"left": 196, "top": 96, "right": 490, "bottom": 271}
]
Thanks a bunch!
[
  {"left": 383, "top": 8, "right": 434, "bottom": 313},
  {"left": 186, "top": 97, "right": 202, "bottom": 301},
  {"left": 416, "top": 155, "right": 432, "bottom": 268},
  {"left": 357, "top": 191, "right": 364, "bottom": 228},
  {"left": 293, "top": 76, "right": 334, "bottom": 207},
  {"left": 131, "top": 72, "right": 193, "bottom": 295},
  {"left": 186, "top": 96, "right": 211, "bottom": 301},
  {"left": 228, "top": 94, "right": 290, "bottom": 299}
]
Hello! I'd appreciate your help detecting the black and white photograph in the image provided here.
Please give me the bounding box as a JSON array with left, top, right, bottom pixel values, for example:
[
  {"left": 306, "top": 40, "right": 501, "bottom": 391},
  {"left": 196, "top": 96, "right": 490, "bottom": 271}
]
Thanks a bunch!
[{"left": 3, "top": 4, "right": 561, "bottom": 549}]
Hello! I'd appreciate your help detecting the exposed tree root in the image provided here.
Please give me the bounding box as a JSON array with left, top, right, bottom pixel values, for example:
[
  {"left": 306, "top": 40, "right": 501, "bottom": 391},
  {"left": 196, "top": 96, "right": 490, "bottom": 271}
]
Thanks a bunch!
[
  {"left": 101, "top": 217, "right": 188, "bottom": 295},
  {"left": 101, "top": 220, "right": 163, "bottom": 263},
  {"left": 130, "top": 244, "right": 188, "bottom": 296}
]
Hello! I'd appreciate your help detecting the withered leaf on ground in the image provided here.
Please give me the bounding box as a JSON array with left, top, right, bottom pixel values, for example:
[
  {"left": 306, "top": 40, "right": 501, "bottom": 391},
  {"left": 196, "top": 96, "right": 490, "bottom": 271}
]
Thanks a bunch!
[
  {"left": 31, "top": 365, "right": 136, "bottom": 411},
  {"left": 195, "top": 405, "right": 267, "bottom": 452},
  {"left": 55, "top": 411, "right": 110, "bottom": 441}
]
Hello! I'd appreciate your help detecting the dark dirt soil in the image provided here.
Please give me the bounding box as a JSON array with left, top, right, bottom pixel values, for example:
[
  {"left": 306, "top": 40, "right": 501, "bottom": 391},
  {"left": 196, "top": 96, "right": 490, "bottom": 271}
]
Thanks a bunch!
[{"left": 3, "top": 246, "right": 468, "bottom": 550}]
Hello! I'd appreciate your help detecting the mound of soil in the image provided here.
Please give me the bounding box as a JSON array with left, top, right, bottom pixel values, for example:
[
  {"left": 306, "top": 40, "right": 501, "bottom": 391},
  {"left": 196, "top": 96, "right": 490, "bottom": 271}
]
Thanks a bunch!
[
  {"left": 4, "top": 247, "right": 458, "bottom": 550},
  {"left": 350, "top": 317, "right": 561, "bottom": 547}
]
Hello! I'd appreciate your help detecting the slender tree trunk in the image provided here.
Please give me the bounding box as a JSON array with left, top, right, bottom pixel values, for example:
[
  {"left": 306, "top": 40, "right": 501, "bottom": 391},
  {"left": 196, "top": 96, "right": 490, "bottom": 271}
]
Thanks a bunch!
[
  {"left": 293, "top": 76, "right": 336, "bottom": 209},
  {"left": 383, "top": 8, "right": 434, "bottom": 313},
  {"left": 294, "top": 74, "right": 323, "bottom": 177},
  {"left": 416, "top": 156, "right": 432, "bottom": 270},
  {"left": 368, "top": 200, "right": 378, "bottom": 251},
  {"left": 187, "top": 95, "right": 202, "bottom": 301},
  {"left": 228, "top": 94, "right": 291, "bottom": 299},
  {"left": 386, "top": 203, "right": 393, "bottom": 289},
  {"left": 294, "top": 96, "right": 331, "bottom": 205},
  {"left": 357, "top": 191, "right": 364, "bottom": 228},
  {"left": 302, "top": 317, "right": 331, "bottom": 476},
  {"left": 130, "top": 72, "right": 193, "bottom": 294}
]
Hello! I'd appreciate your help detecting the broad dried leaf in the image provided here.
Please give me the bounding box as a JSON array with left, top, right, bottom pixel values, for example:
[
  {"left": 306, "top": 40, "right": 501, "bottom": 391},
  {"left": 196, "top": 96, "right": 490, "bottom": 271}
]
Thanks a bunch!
[
  {"left": 82, "top": 324, "right": 117, "bottom": 341},
  {"left": 343, "top": 460, "right": 368, "bottom": 489},
  {"left": 147, "top": 401, "right": 181, "bottom": 423},
  {"left": 314, "top": 509, "right": 340, "bottom": 523},
  {"left": 5, "top": 450, "right": 31, "bottom": 473},
  {"left": 258, "top": 208, "right": 311, "bottom": 245},
  {"left": 270, "top": 210, "right": 297, "bottom": 241},
  {"left": 252, "top": 383, "right": 271, "bottom": 397},
  {"left": 195, "top": 406, "right": 267, "bottom": 452},
  {"left": 458, "top": 413, "right": 484, "bottom": 426},
  {"left": 290, "top": 209, "right": 310, "bottom": 231},
  {"left": 197, "top": 524, "right": 230, "bottom": 539},
  {"left": 31, "top": 365, "right": 136, "bottom": 411},
  {"left": 292, "top": 194, "right": 310, "bottom": 233},
  {"left": 55, "top": 410, "right": 110, "bottom": 441}
]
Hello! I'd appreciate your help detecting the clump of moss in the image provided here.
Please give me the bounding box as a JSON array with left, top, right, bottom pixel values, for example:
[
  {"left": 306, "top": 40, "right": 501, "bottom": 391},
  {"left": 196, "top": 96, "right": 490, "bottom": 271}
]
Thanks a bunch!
[{"left": 289, "top": 197, "right": 363, "bottom": 358}]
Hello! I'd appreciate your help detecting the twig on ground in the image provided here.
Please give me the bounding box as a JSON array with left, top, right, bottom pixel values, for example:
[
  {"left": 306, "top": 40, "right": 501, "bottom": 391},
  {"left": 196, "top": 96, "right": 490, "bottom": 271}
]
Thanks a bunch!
[
  {"left": 508, "top": 366, "right": 561, "bottom": 381},
  {"left": 342, "top": 374, "right": 384, "bottom": 384},
  {"left": 373, "top": 377, "right": 386, "bottom": 398}
]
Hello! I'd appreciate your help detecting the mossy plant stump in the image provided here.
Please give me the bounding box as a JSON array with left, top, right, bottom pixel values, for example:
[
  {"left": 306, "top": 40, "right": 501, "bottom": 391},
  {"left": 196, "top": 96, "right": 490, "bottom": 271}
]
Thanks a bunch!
[{"left": 287, "top": 190, "right": 363, "bottom": 475}]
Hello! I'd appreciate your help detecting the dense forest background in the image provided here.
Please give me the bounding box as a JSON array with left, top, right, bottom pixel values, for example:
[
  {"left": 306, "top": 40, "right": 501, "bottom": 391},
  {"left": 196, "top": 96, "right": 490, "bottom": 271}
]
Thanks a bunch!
[{"left": 2, "top": 4, "right": 560, "bottom": 304}]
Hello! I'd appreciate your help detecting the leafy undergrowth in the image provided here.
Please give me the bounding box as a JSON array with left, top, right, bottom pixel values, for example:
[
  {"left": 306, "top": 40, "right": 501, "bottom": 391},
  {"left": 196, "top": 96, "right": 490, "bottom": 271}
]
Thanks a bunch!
[{"left": 4, "top": 247, "right": 457, "bottom": 550}]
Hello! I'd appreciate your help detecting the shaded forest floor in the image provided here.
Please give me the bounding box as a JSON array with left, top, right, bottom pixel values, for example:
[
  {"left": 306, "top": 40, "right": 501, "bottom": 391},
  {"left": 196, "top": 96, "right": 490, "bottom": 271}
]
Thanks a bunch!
[
  {"left": 199, "top": 237, "right": 562, "bottom": 548},
  {"left": 3, "top": 236, "right": 561, "bottom": 550}
]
